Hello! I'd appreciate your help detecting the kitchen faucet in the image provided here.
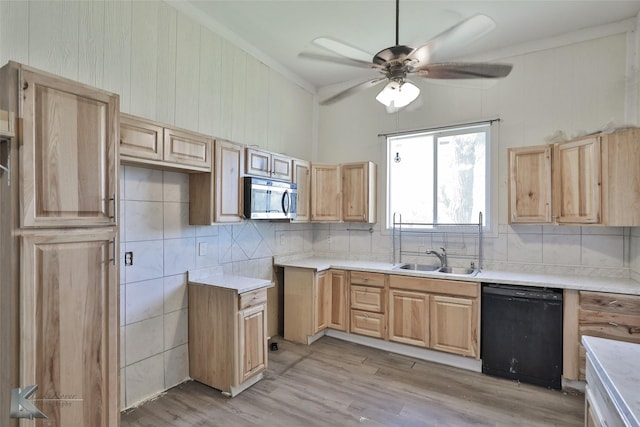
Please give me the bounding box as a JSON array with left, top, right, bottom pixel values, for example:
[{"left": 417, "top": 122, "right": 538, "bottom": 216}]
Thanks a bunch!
[{"left": 426, "top": 247, "right": 448, "bottom": 268}]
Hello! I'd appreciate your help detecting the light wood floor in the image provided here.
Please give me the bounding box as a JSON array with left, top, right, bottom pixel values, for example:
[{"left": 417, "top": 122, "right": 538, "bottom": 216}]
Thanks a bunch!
[{"left": 121, "top": 336, "right": 584, "bottom": 426}]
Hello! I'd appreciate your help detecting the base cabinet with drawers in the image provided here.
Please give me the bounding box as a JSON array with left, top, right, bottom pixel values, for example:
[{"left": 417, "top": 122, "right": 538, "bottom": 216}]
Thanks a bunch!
[
  {"left": 563, "top": 290, "right": 640, "bottom": 381},
  {"left": 188, "top": 284, "right": 268, "bottom": 397},
  {"left": 350, "top": 271, "right": 386, "bottom": 339}
]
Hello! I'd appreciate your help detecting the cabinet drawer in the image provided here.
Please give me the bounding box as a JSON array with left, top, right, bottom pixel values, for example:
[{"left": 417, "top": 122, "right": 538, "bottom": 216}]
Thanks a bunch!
[
  {"left": 351, "top": 285, "right": 384, "bottom": 312},
  {"left": 239, "top": 288, "right": 267, "bottom": 310},
  {"left": 350, "top": 271, "right": 385, "bottom": 288},
  {"left": 350, "top": 310, "right": 385, "bottom": 339},
  {"left": 120, "top": 114, "right": 163, "bottom": 161},
  {"left": 578, "top": 309, "right": 640, "bottom": 344},
  {"left": 580, "top": 291, "right": 640, "bottom": 315}
]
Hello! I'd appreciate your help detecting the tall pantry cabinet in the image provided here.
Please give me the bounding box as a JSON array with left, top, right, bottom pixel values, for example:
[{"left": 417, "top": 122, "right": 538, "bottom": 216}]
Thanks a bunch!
[{"left": 0, "top": 62, "right": 120, "bottom": 427}]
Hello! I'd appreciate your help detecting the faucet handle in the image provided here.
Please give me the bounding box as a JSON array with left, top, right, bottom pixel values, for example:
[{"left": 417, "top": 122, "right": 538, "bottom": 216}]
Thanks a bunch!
[{"left": 440, "top": 247, "right": 446, "bottom": 253}]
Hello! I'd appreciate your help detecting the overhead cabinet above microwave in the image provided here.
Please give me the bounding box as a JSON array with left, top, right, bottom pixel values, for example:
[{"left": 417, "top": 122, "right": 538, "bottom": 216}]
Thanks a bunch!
[
  {"left": 245, "top": 147, "right": 293, "bottom": 181},
  {"left": 508, "top": 127, "right": 640, "bottom": 226}
]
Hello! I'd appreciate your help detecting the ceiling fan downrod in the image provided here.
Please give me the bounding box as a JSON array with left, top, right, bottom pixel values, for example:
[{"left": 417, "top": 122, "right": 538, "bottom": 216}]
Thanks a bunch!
[{"left": 395, "top": 0, "right": 400, "bottom": 46}]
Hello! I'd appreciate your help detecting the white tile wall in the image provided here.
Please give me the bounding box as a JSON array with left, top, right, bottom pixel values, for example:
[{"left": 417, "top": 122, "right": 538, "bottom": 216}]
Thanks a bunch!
[{"left": 120, "top": 165, "right": 314, "bottom": 409}]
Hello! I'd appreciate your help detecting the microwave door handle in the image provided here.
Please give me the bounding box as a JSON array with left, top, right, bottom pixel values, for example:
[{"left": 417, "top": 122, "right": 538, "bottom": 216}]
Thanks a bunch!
[{"left": 282, "top": 190, "right": 290, "bottom": 215}]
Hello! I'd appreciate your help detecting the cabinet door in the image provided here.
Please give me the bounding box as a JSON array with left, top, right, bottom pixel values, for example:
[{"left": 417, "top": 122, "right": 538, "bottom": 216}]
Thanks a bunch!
[
  {"left": 328, "top": 270, "right": 348, "bottom": 331},
  {"left": 430, "top": 295, "right": 478, "bottom": 358},
  {"left": 388, "top": 290, "right": 429, "bottom": 347},
  {"left": 271, "top": 153, "right": 292, "bottom": 181},
  {"left": 342, "top": 162, "right": 376, "bottom": 223},
  {"left": 554, "top": 137, "right": 601, "bottom": 224},
  {"left": 311, "top": 163, "right": 341, "bottom": 222},
  {"left": 238, "top": 303, "right": 267, "bottom": 384},
  {"left": 313, "top": 270, "right": 330, "bottom": 333},
  {"left": 21, "top": 68, "right": 118, "bottom": 228},
  {"left": 292, "top": 159, "right": 310, "bottom": 222},
  {"left": 21, "top": 229, "right": 119, "bottom": 426},
  {"left": 163, "top": 128, "right": 211, "bottom": 170},
  {"left": 246, "top": 148, "right": 271, "bottom": 177},
  {"left": 215, "top": 140, "right": 244, "bottom": 222},
  {"left": 120, "top": 113, "right": 163, "bottom": 161},
  {"left": 508, "top": 146, "right": 552, "bottom": 223}
]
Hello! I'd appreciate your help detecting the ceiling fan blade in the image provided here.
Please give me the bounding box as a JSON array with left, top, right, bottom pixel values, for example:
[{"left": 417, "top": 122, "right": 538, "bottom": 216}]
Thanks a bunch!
[
  {"left": 312, "top": 37, "right": 373, "bottom": 63},
  {"left": 298, "top": 52, "right": 380, "bottom": 69},
  {"left": 416, "top": 62, "right": 513, "bottom": 79},
  {"left": 408, "top": 14, "right": 496, "bottom": 68},
  {"left": 320, "top": 77, "right": 387, "bottom": 105}
]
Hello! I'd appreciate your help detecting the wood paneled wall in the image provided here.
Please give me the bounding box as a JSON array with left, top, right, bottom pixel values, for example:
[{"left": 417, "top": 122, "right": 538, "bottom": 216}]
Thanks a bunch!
[{"left": 0, "top": 0, "right": 313, "bottom": 160}]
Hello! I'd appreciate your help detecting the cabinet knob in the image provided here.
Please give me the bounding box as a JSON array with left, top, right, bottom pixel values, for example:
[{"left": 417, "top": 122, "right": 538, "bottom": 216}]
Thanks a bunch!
[{"left": 629, "top": 327, "right": 640, "bottom": 334}]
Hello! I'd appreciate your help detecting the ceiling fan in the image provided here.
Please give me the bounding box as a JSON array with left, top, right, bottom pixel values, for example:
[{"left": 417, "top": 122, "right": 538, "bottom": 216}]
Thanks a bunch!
[{"left": 300, "top": 0, "right": 513, "bottom": 111}]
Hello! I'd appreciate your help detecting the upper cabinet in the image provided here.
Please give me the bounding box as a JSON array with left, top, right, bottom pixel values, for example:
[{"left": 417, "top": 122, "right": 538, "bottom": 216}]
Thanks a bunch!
[
  {"left": 190, "top": 139, "right": 244, "bottom": 224},
  {"left": 342, "top": 162, "right": 377, "bottom": 223},
  {"left": 20, "top": 66, "right": 119, "bottom": 228},
  {"left": 120, "top": 113, "right": 211, "bottom": 172},
  {"left": 245, "top": 147, "right": 292, "bottom": 181},
  {"left": 292, "top": 158, "right": 311, "bottom": 222},
  {"left": 508, "top": 128, "right": 640, "bottom": 226},
  {"left": 311, "top": 163, "right": 342, "bottom": 222},
  {"left": 310, "top": 161, "right": 378, "bottom": 223},
  {"left": 508, "top": 145, "right": 552, "bottom": 223}
]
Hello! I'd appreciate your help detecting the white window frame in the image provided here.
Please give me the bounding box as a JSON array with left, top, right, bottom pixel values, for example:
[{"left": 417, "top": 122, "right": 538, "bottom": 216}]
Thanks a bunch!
[{"left": 384, "top": 120, "right": 498, "bottom": 233}]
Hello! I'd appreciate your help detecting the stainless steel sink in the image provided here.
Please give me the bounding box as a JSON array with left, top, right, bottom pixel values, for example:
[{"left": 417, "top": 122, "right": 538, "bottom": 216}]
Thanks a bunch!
[
  {"left": 437, "top": 266, "right": 477, "bottom": 275},
  {"left": 394, "top": 263, "right": 440, "bottom": 272}
]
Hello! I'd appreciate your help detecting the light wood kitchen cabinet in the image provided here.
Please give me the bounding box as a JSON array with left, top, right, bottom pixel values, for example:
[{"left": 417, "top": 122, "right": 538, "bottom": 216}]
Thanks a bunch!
[
  {"left": 430, "top": 295, "right": 479, "bottom": 358},
  {"left": 311, "top": 163, "right": 342, "bottom": 222},
  {"left": 120, "top": 113, "right": 212, "bottom": 172},
  {"left": 388, "top": 289, "right": 430, "bottom": 347},
  {"left": 21, "top": 67, "right": 119, "bottom": 228},
  {"left": 245, "top": 147, "right": 292, "bottom": 181},
  {"left": 510, "top": 128, "right": 640, "bottom": 226},
  {"left": 350, "top": 271, "right": 386, "bottom": 339},
  {"left": 563, "top": 289, "right": 640, "bottom": 381},
  {"left": 284, "top": 267, "right": 349, "bottom": 344},
  {"left": 21, "top": 230, "right": 119, "bottom": 426},
  {"left": 292, "top": 158, "right": 310, "bottom": 222},
  {"left": 0, "top": 62, "right": 120, "bottom": 427},
  {"left": 189, "top": 284, "right": 268, "bottom": 397},
  {"left": 0, "top": 109, "right": 15, "bottom": 137},
  {"left": 508, "top": 145, "right": 552, "bottom": 223},
  {"left": 190, "top": 139, "right": 244, "bottom": 224},
  {"left": 342, "top": 162, "right": 377, "bottom": 223},
  {"left": 389, "top": 275, "right": 480, "bottom": 357},
  {"left": 553, "top": 136, "right": 601, "bottom": 224}
]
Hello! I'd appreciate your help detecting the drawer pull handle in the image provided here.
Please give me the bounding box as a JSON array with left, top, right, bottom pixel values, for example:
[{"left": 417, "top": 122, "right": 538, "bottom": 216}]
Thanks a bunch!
[
  {"left": 608, "top": 300, "right": 618, "bottom": 305},
  {"left": 608, "top": 322, "right": 618, "bottom": 327},
  {"left": 629, "top": 327, "right": 640, "bottom": 334}
]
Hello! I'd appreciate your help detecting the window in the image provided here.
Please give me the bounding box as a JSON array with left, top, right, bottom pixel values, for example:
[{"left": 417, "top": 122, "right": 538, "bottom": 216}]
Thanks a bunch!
[{"left": 386, "top": 122, "right": 492, "bottom": 228}]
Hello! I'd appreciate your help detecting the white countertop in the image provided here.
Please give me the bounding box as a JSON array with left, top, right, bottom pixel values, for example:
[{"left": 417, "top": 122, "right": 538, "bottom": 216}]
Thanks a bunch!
[
  {"left": 188, "top": 267, "right": 273, "bottom": 294},
  {"left": 583, "top": 336, "right": 640, "bottom": 426},
  {"left": 274, "top": 257, "right": 640, "bottom": 295}
]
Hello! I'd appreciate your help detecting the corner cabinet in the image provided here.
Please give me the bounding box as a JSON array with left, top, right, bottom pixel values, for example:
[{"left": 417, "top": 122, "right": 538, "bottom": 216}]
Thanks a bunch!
[
  {"left": 0, "top": 62, "right": 120, "bottom": 427},
  {"left": 188, "top": 284, "right": 268, "bottom": 397},
  {"left": 508, "top": 145, "right": 552, "bottom": 223},
  {"left": 190, "top": 139, "right": 244, "bottom": 224}
]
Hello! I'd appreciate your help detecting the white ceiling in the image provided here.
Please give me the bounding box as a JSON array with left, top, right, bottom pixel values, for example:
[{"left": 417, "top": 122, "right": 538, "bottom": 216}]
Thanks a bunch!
[{"left": 184, "top": 1, "right": 640, "bottom": 91}]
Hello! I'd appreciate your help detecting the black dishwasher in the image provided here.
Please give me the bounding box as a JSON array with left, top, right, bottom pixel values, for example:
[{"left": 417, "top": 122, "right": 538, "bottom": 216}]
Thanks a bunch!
[{"left": 481, "top": 284, "right": 563, "bottom": 389}]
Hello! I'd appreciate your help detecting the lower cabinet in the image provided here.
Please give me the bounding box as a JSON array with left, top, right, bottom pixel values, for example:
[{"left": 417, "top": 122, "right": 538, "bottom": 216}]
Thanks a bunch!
[
  {"left": 20, "top": 229, "right": 119, "bottom": 426},
  {"left": 430, "top": 295, "right": 478, "bottom": 357},
  {"left": 350, "top": 271, "right": 386, "bottom": 338},
  {"left": 284, "top": 267, "right": 348, "bottom": 344},
  {"left": 189, "top": 284, "right": 268, "bottom": 396},
  {"left": 388, "top": 290, "right": 430, "bottom": 347}
]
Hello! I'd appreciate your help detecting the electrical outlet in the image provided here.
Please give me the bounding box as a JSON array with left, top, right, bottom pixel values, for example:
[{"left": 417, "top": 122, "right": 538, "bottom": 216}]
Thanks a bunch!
[
  {"left": 124, "top": 251, "right": 133, "bottom": 266},
  {"left": 198, "top": 242, "right": 208, "bottom": 256}
]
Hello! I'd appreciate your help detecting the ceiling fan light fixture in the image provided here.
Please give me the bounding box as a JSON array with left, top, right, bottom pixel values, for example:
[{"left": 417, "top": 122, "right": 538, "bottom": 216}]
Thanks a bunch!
[{"left": 375, "top": 80, "right": 420, "bottom": 109}]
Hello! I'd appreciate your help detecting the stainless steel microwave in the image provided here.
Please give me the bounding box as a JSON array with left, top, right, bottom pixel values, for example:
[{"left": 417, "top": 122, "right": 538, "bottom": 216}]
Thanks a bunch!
[{"left": 243, "top": 176, "right": 297, "bottom": 220}]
